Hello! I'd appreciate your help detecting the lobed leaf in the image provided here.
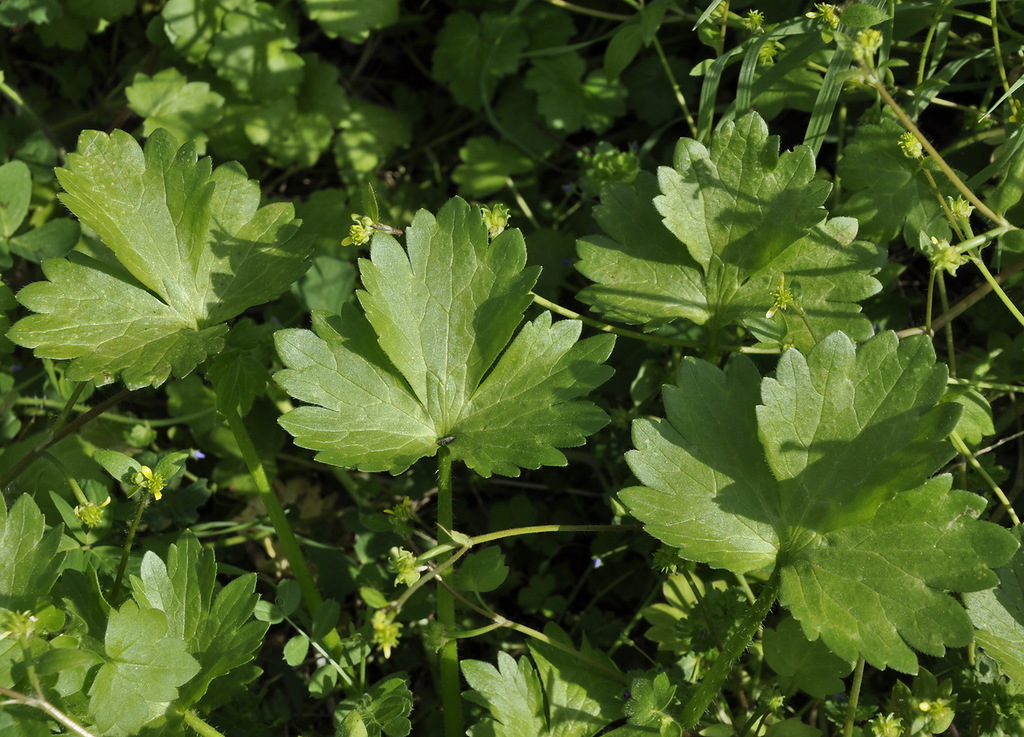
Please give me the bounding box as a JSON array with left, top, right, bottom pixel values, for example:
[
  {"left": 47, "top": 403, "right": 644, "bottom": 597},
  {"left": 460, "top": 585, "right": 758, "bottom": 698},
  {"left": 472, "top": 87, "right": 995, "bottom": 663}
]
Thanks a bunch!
[
  {"left": 126, "top": 68, "right": 224, "bottom": 153},
  {"left": 525, "top": 53, "right": 627, "bottom": 134},
  {"left": 302, "top": 0, "right": 399, "bottom": 43},
  {"left": 276, "top": 196, "right": 614, "bottom": 477},
  {"left": 88, "top": 601, "right": 200, "bottom": 735},
  {"left": 8, "top": 128, "right": 310, "bottom": 389},
  {"left": 577, "top": 112, "right": 883, "bottom": 351},
  {"left": 130, "top": 532, "right": 268, "bottom": 707},
  {"left": 206, "top": 0, "right": 304, "bottom": 100},
  {"left": 622, "top": 331, "right": 1018, "bottom": 672},
  {"left": 463, "top": 625, "right": 623, "bottom": 737}
]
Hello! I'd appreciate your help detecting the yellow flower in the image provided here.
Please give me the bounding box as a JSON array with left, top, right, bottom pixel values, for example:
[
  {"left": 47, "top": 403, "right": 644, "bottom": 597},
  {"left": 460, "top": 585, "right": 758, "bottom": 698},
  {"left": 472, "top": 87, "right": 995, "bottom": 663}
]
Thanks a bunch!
[
  {"left": 371, "top": 609, "right": 403, "bottom": 659},
  {"left": 342, "top": 214, "right": 375, "bottom": 247},
  {"left": 75, "top": 496, "right": 111, "bottom": 528}
]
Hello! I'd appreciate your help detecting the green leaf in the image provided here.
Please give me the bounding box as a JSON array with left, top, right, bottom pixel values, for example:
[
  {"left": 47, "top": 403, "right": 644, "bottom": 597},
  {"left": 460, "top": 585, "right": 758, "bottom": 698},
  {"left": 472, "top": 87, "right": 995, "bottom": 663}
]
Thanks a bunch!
[
  {"left": 943, "top": 387, "right": 994, "bottom": 446},
  {"left": 275, "top": 197, "right": 614, "bottom": 477},
  {"left": 452, "top": 135, "right": 534, "bottom": 199},
  {"left": 0, "top": 494, "right": 65, "bottom": 611},
  {"left": 129, "top": 532, "right": 268, "bottom": 706},
  {"left": 311, "top": 599, "right": 341, "bottom": 640},
  {"left": 88, "top": 601, "right": 201, "bottom": 735},
  {"left": 9, "top": 218, "right": 80, "bottom": 263},
  {"left": 160, "top": 0, "right": 229, "bottom": 64},
  {"left": 605, "top": 21, "right": 644, "bottom": 80},
  {"left": 301, "top": 0, "right": 398, "bottom": 43},
  {"left": 244, "top": 55, "right": 348, "bottom": 168},
  {"left": 126, "top": 68, "right": 224, "bottom": 153},
  {"left": 335, "top": 99, "right": 410, "bottom": 174},
  {"left": 840, "top": 3, "right": 890, "bottom": 29},
  {"left": 763, "top": 616, "right": 853, "bottom": 698},
  {"left": 432, "top": 11, "right": 528, "bottom": 110},
  {"left": 9, "top": 128, "right": 310, "bottom": 389},
  {"left": 624, "top": 671, "right": 679, "bottom": 732},
  {"left": 463, "top": 625, "right": 623, "bottom": 736},
  {"left": 837, "top": 119, "right": 950, "bottom": 245},
  {"left": 966, "top": 527, "right": 1024, "bottom": 685},
  {"left": 450, "top": 547, "right": 509, "bottom": 593},
  {"left": 208, "top": 349, "right": 268, "bottom": 417},
  {"left": 336, "top": 676, "right": 413, "bottom": 737},
  {"left": 576, "top": 113, "right": 882, "bottom": 351},
  {"left": 0, "top": 0, "right": 61, "bottom": 25},
  {"left": 206, "top": 0, "right": 304, "bottom": 100},
  {"left": 275, "top": 579, "right": 302, "bottom": 616},
  {"left": 621, "top": 331, "right": 1018, "bottom": 673},
  {"left": 525, "top": 53, "right": 627, "bottom": 134},
  {"left": 284, "top": 634, "right": 309, "bottom": 666},
  {"left": 0, "top": 160, "right": 31, "bottom": 238}
]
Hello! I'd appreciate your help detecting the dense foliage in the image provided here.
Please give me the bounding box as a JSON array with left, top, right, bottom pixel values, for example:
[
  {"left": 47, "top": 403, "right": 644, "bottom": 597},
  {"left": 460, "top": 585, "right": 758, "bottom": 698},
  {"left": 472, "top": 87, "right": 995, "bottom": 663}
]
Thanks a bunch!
[{"left": 2, "top": 1, "right": 1024, "bottom": 736}]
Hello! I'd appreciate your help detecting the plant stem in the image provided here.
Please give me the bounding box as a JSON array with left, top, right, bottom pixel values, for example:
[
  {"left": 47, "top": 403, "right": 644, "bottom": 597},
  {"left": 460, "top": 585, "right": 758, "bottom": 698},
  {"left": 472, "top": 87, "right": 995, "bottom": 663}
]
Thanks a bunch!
[
  {"left": 471, "top": 522, "right": 639, "bottom": 545},
  {"left": 531, "top": 293, "right": 779, "bottom": 353},
  {"left": 0, "top": 388, "right": 131, "bottom": 491},
  {"left": 444, "top": 581, "right": 626, "bottom": 682},
  {"left": 224, "top": 410, "right": 326, "bottom": 616},
  {"left": 653, "top": 36, "right": 698, "bottom": 138},
  {"left": 111, "top": 492, "right": 147, "bottom": 601},
  {"left": 897, "top": 255, "right": 1024, "bottom": 338},
  {"left": 857, "top": 60, "right": 1007, "bottom": 227},
  {"left": 680, "top": 567, "right": 780, "bottom": 728},
  {"left": 181, "top": 709, "right": 227, "bottom": 737},
  {"left": 950, "top": 431, "right": 1021, "bottom": 525},
  {"left": 435, "top": 446, "right": 463, "bottom": 737},
  {"left": 0, "top": 685, "right": 96, "bottom": 737},
  {"left": 968, "top": 254, "right": 1024, "bottom": 330},
  {"left": 842, "top": 657, "right": 866, "bottom": 737}
]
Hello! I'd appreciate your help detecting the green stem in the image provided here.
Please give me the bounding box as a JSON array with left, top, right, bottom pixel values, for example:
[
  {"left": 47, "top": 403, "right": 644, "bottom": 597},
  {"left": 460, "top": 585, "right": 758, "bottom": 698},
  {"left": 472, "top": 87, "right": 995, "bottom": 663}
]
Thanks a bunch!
[
  {"left": 935, "top": 273, "right": 957, "bottom": 377},
  {"left": 681, "top": 567, "right": 780, "bottom": 728},
  {"left": 393, "top": 523, "right": 637, "bottom": 613},
  {"left": 224, "top": 409, "right": 324, "bottom": 614},
  {"left": 948, "top": 377, "right": 1024, "bottom": 394},
  {"left": 653, "top": 36, "right": 698, "bottom": 138},
  {"left": 471, "top": 522, "right": 638, "bottom": 545},
  {"left": 842, "top": 657, "right": 866, "bottom": 737},
  {"left": 436, "top": 446, "right": 463, "bottom": 737},
  {"left": 0, "top": 685, "right": 96, "bottom": 737},
  {"left": 111, "top": 493, "right": 148, "bottom": 601},
  {"left": 444, "top": 582, "right": 626, "bottom": 682},
  {"left": 950, "top": 430, "right": 1021, "bottom": 526},
  {"left": 858, "top": 60, "right": 1006, "bottom": 227},
  {"left": 968, "top": 254, "right": 1024, "bottom": 330},
  {"left": 181, "top": 710, "right": 227, "bottom": 737},
  {"left": 541, "top": 0, "right": 630, "bottom": 20},
  {"left": 52, "top": 382, "right": 88, "bottom": 436},
  {"left": 896, "top": 255, "right": 1024, "bottom": 339},
  {"left": 531, "top": 293, "right": 779, "bottom": 354},
  {"left": 0, "top": 388, "right": 131, "bottom": 491},
  {"left": 40, "top": 450, "right": 89, "bottom": 506}
]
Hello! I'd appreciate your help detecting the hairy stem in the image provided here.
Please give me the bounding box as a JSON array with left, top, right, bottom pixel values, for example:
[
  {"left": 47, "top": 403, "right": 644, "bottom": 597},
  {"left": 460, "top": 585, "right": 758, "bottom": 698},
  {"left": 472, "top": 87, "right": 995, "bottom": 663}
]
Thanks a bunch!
[
  {"left": 681, "top": 567, "right": 780, "bottom": 728},
  {"left": 181, "top": 709, "right": 227, "bottom": 737}
]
